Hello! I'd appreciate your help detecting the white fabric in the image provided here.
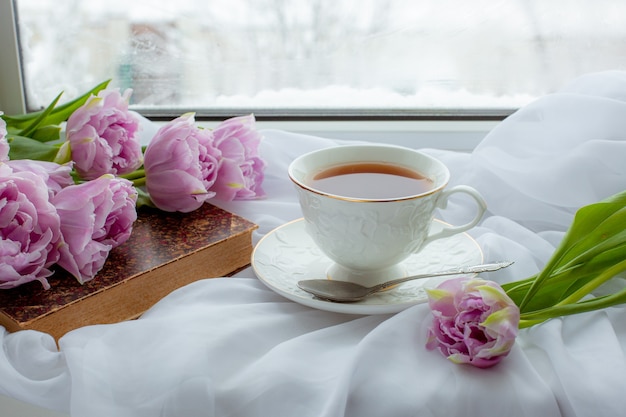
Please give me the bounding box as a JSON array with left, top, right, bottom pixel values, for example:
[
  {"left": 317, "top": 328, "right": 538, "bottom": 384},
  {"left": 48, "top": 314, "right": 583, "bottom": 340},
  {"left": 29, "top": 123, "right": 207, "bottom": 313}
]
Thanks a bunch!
[{"left": 3, "top": 71, "right": 626, "bottom": 416}]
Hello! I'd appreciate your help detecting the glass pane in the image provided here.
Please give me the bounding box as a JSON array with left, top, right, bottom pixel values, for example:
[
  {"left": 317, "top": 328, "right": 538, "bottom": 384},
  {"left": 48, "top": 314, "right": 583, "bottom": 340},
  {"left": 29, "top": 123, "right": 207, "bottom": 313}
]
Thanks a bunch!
[{"left": 15, "top": 0, "right": 626, "bottom": 116}]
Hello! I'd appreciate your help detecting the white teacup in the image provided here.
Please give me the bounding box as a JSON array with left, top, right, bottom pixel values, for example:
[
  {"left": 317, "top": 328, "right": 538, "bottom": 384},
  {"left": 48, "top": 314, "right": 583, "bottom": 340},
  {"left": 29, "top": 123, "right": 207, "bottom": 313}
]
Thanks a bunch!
[{"left": 288, "top": 144, "right": 487, "bottom": 287}]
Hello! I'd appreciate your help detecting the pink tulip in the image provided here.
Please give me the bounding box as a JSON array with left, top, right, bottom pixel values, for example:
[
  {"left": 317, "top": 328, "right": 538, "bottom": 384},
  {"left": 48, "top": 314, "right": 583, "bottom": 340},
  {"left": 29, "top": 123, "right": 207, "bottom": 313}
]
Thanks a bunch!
[
  {"left": 426, "top": 277, "right": 520, "bottom": 368},
  {"left": 0, "top": 165, "right": 62, "bottom": 289},
  {"left": 210, "top": 114, "right": 265, "bottom": 201},
  {"left": 143, "top": 113, "right": 221, "bottom": 212},
  {"left": 6, "top": 160, "right": 74, "bottom": 198},
  {"left": 66, "top": 88, "right": 142, "bottom": 180},
  {"left": 53, "top": 175, "right": 137, "bottom": 284}
]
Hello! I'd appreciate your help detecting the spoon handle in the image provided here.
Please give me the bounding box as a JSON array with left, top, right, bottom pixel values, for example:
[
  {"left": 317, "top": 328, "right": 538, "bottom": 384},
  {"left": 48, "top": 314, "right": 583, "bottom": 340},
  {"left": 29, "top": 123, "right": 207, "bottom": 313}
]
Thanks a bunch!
[{"left": 370, "top": 260, "right": 514, "bottom": 293}]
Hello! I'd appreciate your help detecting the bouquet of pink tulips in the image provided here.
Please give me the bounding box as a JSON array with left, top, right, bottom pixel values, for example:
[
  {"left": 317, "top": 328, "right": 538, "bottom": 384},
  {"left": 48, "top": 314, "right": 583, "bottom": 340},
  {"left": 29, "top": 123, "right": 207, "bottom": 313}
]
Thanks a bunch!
[{"left": 0, "top": 80, "right": 265, "bottom": 290}]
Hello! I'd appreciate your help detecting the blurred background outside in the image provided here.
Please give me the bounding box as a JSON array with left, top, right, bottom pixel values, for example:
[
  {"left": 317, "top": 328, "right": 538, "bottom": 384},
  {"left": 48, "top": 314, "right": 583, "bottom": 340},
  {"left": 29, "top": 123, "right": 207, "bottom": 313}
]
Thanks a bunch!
[{"left": 15, "top": 0, "right": 626, "bottom": 117}]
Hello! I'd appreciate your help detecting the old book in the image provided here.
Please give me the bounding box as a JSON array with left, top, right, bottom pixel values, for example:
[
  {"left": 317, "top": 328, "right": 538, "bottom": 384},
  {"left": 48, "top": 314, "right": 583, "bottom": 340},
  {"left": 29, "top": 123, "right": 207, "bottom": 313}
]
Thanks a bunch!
[{"left": 0, "top": 203, "right": 258, "bottom": 341}]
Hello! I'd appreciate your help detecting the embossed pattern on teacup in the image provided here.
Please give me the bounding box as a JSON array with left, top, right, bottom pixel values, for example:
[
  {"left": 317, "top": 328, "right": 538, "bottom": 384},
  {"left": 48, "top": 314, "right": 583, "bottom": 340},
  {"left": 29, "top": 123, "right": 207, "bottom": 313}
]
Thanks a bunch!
[{"left": 297, "top": 188, "right": 438, "bottom": 270}]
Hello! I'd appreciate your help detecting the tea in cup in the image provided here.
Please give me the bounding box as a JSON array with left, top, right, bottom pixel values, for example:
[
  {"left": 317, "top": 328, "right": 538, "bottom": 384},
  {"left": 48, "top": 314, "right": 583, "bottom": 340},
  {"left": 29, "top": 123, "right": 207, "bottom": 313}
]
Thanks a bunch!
[{"left": 288, "top": 144, "right": 487, "bottom": 287}]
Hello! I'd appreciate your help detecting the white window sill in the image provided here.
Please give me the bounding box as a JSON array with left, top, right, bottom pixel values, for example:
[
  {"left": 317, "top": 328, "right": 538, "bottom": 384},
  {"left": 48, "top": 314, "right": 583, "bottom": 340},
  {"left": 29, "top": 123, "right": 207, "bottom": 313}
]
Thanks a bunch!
[{"left": 211, "top": 120, "right": 496, "bottom": 151}]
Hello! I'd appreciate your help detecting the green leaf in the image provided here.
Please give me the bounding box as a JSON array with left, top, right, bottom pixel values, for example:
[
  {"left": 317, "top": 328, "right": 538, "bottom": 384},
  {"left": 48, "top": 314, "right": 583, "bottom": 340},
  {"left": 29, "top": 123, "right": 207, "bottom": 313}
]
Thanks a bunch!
[
  {"left": 509, "top": 254, "right": 626, "bottom": 313},
  {"left": 501, "top": 275, "right": 536, "bottom": 305},
  {"left": 17, "top": 92, "right": 63, "bottom": 138},
  {"left": 519, "top": 242, "right": 626, "bottom": 312},
  {"left": 556, "top": 258, "right": 626, "bottom": 306},
  {"left": 520, "top": 284, "right": 626, "bottom": 326},
  {"left": 7, "top": 135, "right": 60, "bottom": 162},
  {"left": 43, "top": 79, "right": 111, "bottom": 127},
  {"left": 517, "top": 190, "right": 626, "bottom": 312},
  {"left": 553, "top": 206, "right": 626, "bottom": 274},
  {"left": 1, "top": 80, "right": 111, "bottom": 130},
  {"left": 29, "top": 125, "right": 62, "bottom": 142}
]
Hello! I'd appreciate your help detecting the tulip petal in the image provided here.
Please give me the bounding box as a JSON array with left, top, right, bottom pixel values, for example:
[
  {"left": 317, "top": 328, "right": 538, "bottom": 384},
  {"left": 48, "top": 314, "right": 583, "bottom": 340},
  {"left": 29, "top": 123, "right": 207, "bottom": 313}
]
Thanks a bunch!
[
  {"left": 143, "top": 113, "right": 222, "bottom": 212},
  {"left": 66, "top": 88, "right": 142, "bottom": 180},
  {"left": 53, "top": 176, "right": 137, "bottom": 283},
  {"left": 425, "top": 277, "right": 520, "bottom": 368},
  {"left": 0, "top": 170, "right": 61, "bottom": 289}
]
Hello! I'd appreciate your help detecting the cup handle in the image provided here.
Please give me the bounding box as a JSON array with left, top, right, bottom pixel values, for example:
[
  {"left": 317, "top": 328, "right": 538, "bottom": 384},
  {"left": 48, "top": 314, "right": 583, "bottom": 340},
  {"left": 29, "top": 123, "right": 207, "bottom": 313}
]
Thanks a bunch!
[{"left": 421, "top": 185, "right": 487, "bottom": 247}]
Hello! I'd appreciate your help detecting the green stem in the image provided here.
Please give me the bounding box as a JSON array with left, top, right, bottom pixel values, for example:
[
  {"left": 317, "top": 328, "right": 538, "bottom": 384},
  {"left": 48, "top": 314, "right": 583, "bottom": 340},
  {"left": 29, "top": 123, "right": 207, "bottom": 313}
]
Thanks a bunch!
[
  {"left": 554, "top": 258, "right": 626, "bottom": 306},
  {"left": 518, "top": 319, "right": 546, "bottom": 329},
  {"left": 132, "top": 177, "right": 146, "bottom": 187},
  {"left": 120, "top": 169, "right": 145, "bottom": 180},
  {"left": 515, "top": 259, "right": 626, "bottom": 329},
  {"left": 519, "top": 288, "right": 626, "bottom": 324},
  {"left": 518, "top": 253, "right": 565, "bottom": 311}
]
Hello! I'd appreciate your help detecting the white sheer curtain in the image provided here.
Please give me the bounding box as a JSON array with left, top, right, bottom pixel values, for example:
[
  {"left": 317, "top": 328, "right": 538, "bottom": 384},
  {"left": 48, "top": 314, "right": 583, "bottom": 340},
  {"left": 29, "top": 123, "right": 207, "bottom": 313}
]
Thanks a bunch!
[{"left": 2, "top": 71, "right": 626, "bottom": 417}]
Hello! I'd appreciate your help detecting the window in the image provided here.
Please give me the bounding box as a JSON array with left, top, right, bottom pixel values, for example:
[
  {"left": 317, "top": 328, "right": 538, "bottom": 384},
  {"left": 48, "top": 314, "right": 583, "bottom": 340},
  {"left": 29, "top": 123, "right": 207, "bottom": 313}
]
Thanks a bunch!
[{"left": 4, "top": 0, "right": 626, "bottom": 121}]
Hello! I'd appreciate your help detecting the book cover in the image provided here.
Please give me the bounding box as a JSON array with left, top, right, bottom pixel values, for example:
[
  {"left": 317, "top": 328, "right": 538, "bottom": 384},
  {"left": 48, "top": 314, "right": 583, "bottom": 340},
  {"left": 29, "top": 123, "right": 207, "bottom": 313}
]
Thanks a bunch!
[{"left": 0, "top": 203, "right": 258, "bottom": 341}]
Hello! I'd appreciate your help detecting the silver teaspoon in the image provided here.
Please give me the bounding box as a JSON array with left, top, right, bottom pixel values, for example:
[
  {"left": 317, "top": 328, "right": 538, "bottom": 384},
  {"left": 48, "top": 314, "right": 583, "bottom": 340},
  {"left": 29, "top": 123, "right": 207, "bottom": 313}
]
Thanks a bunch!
[{"left": 297, "top": 261, "right": 514, "bottom": 303}]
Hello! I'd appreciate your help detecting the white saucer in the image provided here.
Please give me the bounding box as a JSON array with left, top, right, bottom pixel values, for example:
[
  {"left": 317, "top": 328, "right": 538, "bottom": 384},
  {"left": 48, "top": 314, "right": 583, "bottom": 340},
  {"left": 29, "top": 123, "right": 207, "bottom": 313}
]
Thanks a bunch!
[{"left": 252, "top": 218, "right": 483, "bottom": 315}]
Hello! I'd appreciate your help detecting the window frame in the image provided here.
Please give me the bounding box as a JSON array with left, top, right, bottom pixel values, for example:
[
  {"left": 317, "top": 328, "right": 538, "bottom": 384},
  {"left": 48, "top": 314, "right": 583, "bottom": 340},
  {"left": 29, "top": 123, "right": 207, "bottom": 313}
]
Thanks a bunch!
[
  {"left": 0, "top": 0, "right": 26, "bottom": 115},
  {"left": 0, "top": 0, "right": 500, "bottom": 151}
]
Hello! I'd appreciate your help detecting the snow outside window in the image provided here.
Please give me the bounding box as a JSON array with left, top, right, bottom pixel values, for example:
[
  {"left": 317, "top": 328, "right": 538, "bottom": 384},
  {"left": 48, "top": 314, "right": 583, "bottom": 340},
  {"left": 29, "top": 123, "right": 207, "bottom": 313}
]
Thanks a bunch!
[{"left": 11, "top": 0, "right": 626, "bottom": 120}]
